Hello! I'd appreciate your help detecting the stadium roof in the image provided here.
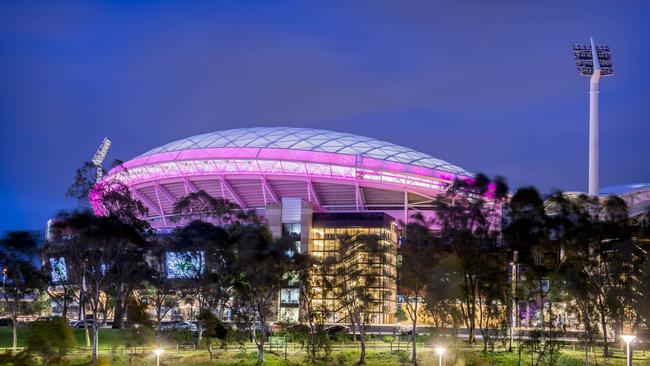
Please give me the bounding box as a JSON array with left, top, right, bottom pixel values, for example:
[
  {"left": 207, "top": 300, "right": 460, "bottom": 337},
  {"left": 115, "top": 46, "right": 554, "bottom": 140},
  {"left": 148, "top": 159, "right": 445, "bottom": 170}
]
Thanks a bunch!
[
  {"left": 600, "top": 183, "right": 650, "bottom": 196},
  {"left": 138, "top": 127, "right": 472, "bottom": 176}
]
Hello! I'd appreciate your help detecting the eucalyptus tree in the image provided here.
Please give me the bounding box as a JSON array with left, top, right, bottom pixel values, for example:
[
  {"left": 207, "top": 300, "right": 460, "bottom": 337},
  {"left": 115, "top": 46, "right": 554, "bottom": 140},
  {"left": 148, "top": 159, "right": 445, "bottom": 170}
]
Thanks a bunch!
[
  {"left": 231, "top": 224, "right": 296, "bottom": 366},
  {"left": 66, "top": 160, "right": 151, "bottom": 329},
  {"left": 172, "top": 220, "right": 235, "bottom": 340},
  {"left": 0, "top": 231, "right": 46, "bottom": 350},
  {"left": 295, "top": 252, "right": 333, "bottom": 363},
  {"left": 589, "top": 196, "right": 642, "bottom": 351},
  {"left": 173, "top": 189, "right": 260, "bottom": 226},
  {"left": 431, "top": 174, "right": 508, "bottom": 344},
  {"left": 40, "top": 251, "right": 75, "bottom": 320},
  {"left": 51, "top": 210, "right": 147, "bottom": 361},
  {"left": 328, "top": 233, "right": 392, "bottom": 365},
  {"left": 399, "top": 213, "right": 437, "bottom": 365},
  {"left": 504, "top": 188, "right": 572, "bottom": 331},
  {"left": 140, "top": 238, "right": 179, "bottom": 336}
]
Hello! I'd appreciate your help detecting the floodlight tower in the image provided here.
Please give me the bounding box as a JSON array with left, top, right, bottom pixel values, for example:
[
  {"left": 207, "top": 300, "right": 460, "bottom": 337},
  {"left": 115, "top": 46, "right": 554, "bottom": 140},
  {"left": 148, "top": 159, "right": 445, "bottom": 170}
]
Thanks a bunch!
[
  {"left": 572, "top": 37, "right": 613, "bottom": 196},
  {"left": 91, "top": 137, "right": 112, "bottom": 182}
]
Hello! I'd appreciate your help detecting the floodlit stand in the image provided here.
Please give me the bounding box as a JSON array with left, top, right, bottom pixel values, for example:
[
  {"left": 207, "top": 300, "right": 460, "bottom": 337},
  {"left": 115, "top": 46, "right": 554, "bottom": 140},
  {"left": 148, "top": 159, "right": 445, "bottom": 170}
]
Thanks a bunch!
[{"left": 573, "top": 37, "right": 613, "bottom": 196}]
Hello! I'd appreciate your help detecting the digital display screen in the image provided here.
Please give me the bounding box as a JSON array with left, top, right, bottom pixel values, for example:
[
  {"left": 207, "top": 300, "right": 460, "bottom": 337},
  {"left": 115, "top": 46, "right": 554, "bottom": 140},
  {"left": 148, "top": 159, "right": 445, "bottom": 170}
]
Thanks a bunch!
[
  {"left": 165, "top": 251, "right": 205, "bottom": 279},
  {"left": 49, "top": 257, "right": 67, "bottom": 282}
]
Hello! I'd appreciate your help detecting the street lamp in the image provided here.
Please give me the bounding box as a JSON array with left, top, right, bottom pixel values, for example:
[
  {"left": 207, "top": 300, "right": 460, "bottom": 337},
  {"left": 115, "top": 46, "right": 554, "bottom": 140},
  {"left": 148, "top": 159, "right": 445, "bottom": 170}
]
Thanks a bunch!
[
  {"left": 153, "top": 348, "right": 164, "bottom": 366},
  {"left": 572, "top": 37, "right": 613, "bottom": 196},
  {"left": 435, "top": 346, "right": 446, "bottom": 366},
  {"left": 621, "top": 335, "right": 636, "bottom": 366}
]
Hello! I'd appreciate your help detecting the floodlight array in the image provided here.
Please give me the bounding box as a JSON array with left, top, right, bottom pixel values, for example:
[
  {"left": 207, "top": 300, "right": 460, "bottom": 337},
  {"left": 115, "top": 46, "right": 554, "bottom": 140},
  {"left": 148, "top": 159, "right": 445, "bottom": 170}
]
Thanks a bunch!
[
  {"left": 572, "top": 44, "right": 613, "bottom": 76},
  {"left": 92, "top": 137, "right": 112, "bottom": 166}
]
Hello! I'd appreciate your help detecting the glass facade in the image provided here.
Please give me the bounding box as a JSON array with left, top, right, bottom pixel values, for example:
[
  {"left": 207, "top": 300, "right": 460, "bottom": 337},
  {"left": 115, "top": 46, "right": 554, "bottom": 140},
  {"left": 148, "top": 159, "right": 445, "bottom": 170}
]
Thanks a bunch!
[
  {"left": 279, "top": 221, "right": 301, "bottom": 323},
  {"left": 310, "top": 213, "right": 398, "bottom": 324}
]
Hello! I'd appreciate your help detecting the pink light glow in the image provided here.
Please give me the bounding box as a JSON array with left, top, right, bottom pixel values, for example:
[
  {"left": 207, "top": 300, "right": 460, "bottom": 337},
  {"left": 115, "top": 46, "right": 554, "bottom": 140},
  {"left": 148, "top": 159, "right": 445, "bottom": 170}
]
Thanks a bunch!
[{"left": 111, "top": 147, "right": 472, "bottom": 182}]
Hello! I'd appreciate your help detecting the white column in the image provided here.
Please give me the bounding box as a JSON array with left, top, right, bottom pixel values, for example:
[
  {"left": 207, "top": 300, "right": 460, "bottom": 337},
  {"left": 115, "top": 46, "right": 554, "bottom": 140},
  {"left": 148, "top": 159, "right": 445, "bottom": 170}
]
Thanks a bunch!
[
  {"left": 588, "top": 37, "right": 601, "bottom": 197},
  {"left": 589, "top": 76, "right": 599, "bottom": 196}
]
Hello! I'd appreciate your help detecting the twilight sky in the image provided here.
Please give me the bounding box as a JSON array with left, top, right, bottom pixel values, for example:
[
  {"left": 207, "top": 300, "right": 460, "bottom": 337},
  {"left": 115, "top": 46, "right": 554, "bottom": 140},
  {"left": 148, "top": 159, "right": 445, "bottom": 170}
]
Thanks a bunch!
[{"left": 1, "top": 1, "right": 649, "bottom": 232}]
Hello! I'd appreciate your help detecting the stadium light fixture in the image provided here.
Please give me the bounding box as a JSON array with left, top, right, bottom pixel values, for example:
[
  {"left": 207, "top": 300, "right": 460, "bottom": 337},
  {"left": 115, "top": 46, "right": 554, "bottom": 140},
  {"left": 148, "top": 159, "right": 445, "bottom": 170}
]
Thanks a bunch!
[
  {"left": 572, "top": 37, "right": 613, "bottom": 196},
  {"left": 91, "top": 137, "right": 112, "bottom": 182}
]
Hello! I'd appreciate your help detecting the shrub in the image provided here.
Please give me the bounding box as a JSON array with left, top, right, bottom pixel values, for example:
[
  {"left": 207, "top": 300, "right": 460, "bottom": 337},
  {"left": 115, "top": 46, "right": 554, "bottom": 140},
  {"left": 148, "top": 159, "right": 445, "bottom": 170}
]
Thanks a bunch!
[{"left": 25, "top": 316, "right": 75, "bottom": 365}]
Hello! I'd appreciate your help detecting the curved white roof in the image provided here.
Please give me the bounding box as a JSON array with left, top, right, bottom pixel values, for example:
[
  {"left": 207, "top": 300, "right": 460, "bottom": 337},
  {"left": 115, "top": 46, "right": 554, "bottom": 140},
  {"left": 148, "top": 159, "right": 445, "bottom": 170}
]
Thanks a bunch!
[{"left": 139, "top": 127, "right": 471, "bottom": 176}]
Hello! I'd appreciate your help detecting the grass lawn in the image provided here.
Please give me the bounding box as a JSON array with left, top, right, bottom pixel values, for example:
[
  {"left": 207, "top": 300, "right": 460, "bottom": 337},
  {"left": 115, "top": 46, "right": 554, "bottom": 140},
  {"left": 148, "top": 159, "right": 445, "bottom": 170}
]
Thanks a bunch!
[
  {"left": 2, "top": 326, "right": 649, "bottom": 365},
  {"left": 58, "top": 348, "right": 650, "bottom": 365},
  {"left": 0, "top": 326, "right": 127, "bottom": 350}
]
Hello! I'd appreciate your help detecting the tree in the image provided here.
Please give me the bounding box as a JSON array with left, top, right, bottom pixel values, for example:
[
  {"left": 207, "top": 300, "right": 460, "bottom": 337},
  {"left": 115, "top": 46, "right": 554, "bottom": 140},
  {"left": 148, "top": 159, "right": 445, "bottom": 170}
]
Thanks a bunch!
[
  {"left": 67, "top": 161, "right": 151, "bottom": 330},
  {"left": 330, "top": 233, "right": 392, "bottom": 365},
  {"left": 123, "top": 298, "right": 155, "bottom": 351},
  {"left": 432, "top": 174, "right": 508, "bottom": 345},
  {"left": 399, "top": 213, "right": 437, "bottom": 365},
  {"left": 139, "top": 243, "right": 178, "bottom": 338},
  {"left": 231, "top": 224, "right": 295, "bottom": 365},
  {"left": 25, "top": 316, "right": 75, "bottom": 365},
  {"left": 505, "top": 188, "right": 567, "bottom": 332},
  {"left": 40, "top": 252, "right": 75, "bottom": 321},
  {"left": 0, "top": 231, "right": 46, "bottom": 350},
  {"left": 172, "top": 220, "right": 235, "bottom": 340},
  {"left": 173, "top": 190, "right": 260, "bottom": 226},
  {"left": 559, "top": 194, "right": 644, "bottom": 356},
  {"left": 51, "top": 211, "right": 145, "bottom": 361},
  {"left": 295, "top": 253, "right": 333, "bottom": 363},
  {"left": 197, "top": 309, "right": 228, "bottom": 362}
]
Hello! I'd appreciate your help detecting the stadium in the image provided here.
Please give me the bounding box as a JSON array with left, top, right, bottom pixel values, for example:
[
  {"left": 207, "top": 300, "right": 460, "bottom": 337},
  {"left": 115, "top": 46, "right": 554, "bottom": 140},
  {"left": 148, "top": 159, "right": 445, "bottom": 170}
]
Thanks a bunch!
[
  {"left": 90, "top": 127, "right": 650, "bottom": 325},
  {"left": 90, "top": 127, "right": 480, "bottom": 324},
  {"left": 94, "top": 127, "right": 475, "bottom": 228}
]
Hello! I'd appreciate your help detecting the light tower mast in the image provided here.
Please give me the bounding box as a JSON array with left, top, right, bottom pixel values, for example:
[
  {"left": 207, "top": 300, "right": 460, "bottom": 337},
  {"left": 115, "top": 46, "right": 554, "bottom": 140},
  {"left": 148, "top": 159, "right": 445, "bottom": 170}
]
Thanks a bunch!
[
  {"left": 572, "top": 37, "right": 613, "bottom": 196},
  {"left": 91, "top": 137, "right": 112, "bottom": 182}
]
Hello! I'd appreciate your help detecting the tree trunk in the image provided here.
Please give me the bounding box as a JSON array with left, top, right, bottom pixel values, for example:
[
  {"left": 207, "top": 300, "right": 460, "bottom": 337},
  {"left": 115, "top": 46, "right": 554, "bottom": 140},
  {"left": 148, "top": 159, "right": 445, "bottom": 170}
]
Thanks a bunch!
[
  {"left": 411, "top": 302, "right": 418, "bottom": 366},
  {"left": 12, "top": 320, "right": 17, "bottom": 351},
  {"left": 256, "top": 328, "right": 265, "bottom": 366},
  {"left": 92, "top": 323, "right": 99, "bottom": 361},
  {"left": 84, "top": 323, "right": 91, "bottom": 348},
  {"left": 112, "top": 291, "right": 130, "bottom": 329},
  {"left": 62, "top": 295, "right": 69, "bottom": 320},
  {"left": 359, "top": 323, "right": 366, "bottom": 365},
  {"left": 308, "top": 316, "right": 316, "bottom": 363},
  {"left": 599, "top": 300, "right": 609, "bottom": 356},
  {"left": 539, "top": 285, "right": 545, "bottom": 332}
]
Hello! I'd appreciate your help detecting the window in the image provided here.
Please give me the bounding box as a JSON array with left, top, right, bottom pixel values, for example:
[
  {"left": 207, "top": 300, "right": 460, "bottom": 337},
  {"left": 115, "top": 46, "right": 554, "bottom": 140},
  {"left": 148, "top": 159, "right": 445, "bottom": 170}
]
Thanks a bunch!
[{"left": 280, "top": 288, "right": 299, "bottom": 305}]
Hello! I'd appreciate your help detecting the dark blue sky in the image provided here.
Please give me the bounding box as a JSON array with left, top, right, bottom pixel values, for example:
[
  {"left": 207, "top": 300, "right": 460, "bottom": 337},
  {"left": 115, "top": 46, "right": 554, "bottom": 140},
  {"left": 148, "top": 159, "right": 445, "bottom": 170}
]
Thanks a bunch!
[{"left": 1, "top": 1, "right": 649, "bottom": 232}]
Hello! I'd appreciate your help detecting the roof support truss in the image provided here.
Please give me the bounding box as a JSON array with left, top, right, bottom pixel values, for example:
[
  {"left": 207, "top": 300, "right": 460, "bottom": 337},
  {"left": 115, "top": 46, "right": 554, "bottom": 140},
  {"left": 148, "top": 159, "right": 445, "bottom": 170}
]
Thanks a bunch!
[
  {"left": 260, "top": 176, "right": 279, "bottom": 204},
  {"left": 153, "top": 186, "right": 168, "bottom": 227},
  {"left": 131, "top": 188, "right": 162, "bottom": 216},
  {"left": 306, "top": 179, "right": 321, "bottom": 207},
  {"left": 220, "top": 176, "right": 247, "bottom": 210},
  {"left": 155, "top": 182, "right": 177, "bottom": 204}
]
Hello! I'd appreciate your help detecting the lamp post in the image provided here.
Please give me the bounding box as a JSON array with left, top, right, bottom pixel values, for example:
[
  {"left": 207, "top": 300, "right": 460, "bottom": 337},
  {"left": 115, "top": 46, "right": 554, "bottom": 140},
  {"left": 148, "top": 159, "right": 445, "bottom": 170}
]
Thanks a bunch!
[
  {"left": 621, "top": 335, "right": 636, "bottom": 366},
  {"left": 153, "top": 348, "right": 164, "bottom": 366},
  {"left": 572, "top": 37, "right": 613, "bottom": 196},
  {"left": 435, "top": 346, "right": 446, "bottom": 366}
]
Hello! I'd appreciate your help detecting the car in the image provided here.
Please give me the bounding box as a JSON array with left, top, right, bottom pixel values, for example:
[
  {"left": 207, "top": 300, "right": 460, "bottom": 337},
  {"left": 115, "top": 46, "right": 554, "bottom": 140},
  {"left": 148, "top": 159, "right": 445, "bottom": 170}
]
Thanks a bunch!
[
  {"left": 73, "top": 320, "right": 94, "bottom": 328},
  {"left": 162, "top": 321, "right": 197, "bottom": 332},
  {"left": 325, "top": 325, "right": 348, "bottom": 335},
  {"left": 0, "top": 318, "right": 14, "bottom": 327}
]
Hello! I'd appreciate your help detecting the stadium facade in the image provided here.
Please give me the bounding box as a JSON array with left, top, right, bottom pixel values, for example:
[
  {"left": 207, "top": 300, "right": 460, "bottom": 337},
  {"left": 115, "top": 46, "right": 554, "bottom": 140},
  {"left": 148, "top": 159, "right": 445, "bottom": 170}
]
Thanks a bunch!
[{"left": 93, "top": 127, "right": 476, "bottom": 324}]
